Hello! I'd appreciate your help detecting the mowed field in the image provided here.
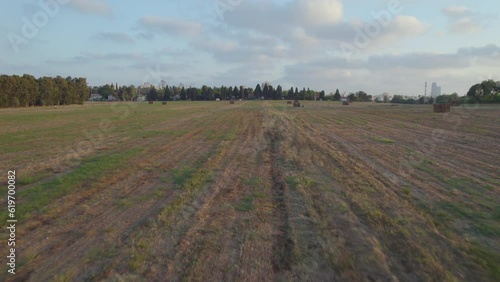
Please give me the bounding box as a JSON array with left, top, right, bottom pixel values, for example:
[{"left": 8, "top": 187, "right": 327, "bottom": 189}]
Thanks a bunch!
[{"left": 1, "top": 101, "right": 499, "bottom": 281}]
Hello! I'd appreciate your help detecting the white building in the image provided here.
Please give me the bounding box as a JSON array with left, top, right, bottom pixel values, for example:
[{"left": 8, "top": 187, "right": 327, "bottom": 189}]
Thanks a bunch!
[
  {"left": 89, "top": 93, "right": 103, "bottom": 101},
  {"left": 431, "top": 82, "right": 442, "bottom": 98}
]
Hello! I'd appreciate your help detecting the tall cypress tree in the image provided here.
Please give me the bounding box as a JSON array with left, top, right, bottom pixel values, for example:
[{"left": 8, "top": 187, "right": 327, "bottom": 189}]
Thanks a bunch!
[{"left": 255, "top": 84, "right": 262, "bottom": 98}]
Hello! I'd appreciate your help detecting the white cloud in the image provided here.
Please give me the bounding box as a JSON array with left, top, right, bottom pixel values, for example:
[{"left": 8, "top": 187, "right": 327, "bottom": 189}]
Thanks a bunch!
[
  {"left": 94, "top": 32, "right": 135, "bottom": 44},
  {"left": 293, "top": 0, "right": 343, "bottom": 26},
  {"left": 442, "top": 6, "right": 481, "bottom": 34},
  {"left": 448, "top": 17, "right": 481, "bottom": 33},
  {"left": 46, "top": 52, "right": 146, "bottom": 65},
  {"left": 442, "top": 6, "right": 471, "bottom": 18},
  {"left": 68, "top": 0, "right": 112, "bottom": 16},
  {"left": 139, "top": 16, "right": 203, "bottom": 37},
  {"left": 389, "top": 16, "right": 428, "bottom": 35},
  {"left": 281, "top": 44, "right": 500, "bottom": 94}
]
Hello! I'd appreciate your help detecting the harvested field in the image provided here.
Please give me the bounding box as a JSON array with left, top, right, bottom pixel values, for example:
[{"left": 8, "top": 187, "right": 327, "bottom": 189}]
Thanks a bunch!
[{"left": 0, "top": 101, "right": 499, "bottom": 281}]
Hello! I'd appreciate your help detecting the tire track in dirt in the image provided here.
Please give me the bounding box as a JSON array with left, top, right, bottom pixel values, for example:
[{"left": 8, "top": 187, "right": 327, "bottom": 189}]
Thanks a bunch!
[
  {"left": 272, "top": 109, "right": 400, "bottom": 280},
  {"left": 265, "top": 123, "right": 295, "bottom": 273}
]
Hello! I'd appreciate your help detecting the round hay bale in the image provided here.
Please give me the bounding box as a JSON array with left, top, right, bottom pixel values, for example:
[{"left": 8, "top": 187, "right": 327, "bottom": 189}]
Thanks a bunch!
[
  {"left": 162, "top": 101, "right": 167, "bottom": 105},
  {"left": 149, "top": 101, "right": 154, "bottom": 104}
]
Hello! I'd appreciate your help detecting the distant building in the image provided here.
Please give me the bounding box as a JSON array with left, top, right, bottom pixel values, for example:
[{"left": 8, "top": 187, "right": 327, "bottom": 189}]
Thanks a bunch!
[
  {"left": 89, "top": 93, "right": 103, "bottom": 101},
  {"left": 108, "top": 95, "right": 117, "bottom": 101},
  {"left": 431, "top": 82, "right": 442, "bottom": 98}
]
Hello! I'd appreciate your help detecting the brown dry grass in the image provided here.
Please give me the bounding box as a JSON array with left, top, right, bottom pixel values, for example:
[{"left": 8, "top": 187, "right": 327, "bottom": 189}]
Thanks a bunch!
[{"left": 0, "top": 101, "right": 498, "bottom": 281}]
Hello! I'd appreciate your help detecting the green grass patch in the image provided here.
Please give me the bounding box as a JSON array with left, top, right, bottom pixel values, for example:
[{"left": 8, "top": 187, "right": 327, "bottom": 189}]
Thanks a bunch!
[
  {"left": 471, "top": 221, "right": 500, "bottom": 237},
  {"left": 235, "top": 195, "right": 255, "bottom": 212},
  {"left": 171, "top": 167, "right": 197, "bottom": 187},
  {"left": 0, "top": 148, "right": 143, "bottom": 222},
  {"left": 158, "top": 169, "right": 213, "bottom": 223},
  {"left": 165, "top": 129, "right": 189, "bottom": 137},
  {"left": 242, "top": 176, "right": 262, "bottom": 188},
  {"left": 493, "top": 206, "right": 500, "bottom": 220},
  {"left": 372, "top": 136, "right": 396, "bottom": 144},
  {"left": 285, "top": 176, "right": 299, "bottom": 190},
  {"left": 446, "top": 177, "right": 492, "bottom": 190},
  {"left": 468, "top": 244, "right": 500, "bottom": 281},
  {"left": 116, "top": 198, "right": 133, "bottom": 209}
]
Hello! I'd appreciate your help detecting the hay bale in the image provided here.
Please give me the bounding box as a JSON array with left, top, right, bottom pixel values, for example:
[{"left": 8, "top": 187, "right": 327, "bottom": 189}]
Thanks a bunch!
[
  {"left": 433, "top": 103, "right": 451, "bottom": 113},
  {"left": 149, "top": 101, "right": 154, "bottom": 104},
  {"left": 162, "top": 101, "right": 167, "bottom": 105},
  {"left": 343, "top": 101, "right": 349, "bottom": 105},
  {"left": 293, "top": 102, "right": 301, "bottom": 107},
  {"left": 230, "top": 101, "right": 235, "bottom": 104},
  {"left": 433, "top": 104, "right": 439, "bottom": 112},
  {"left": 287, "top": 101, "right": 292, "bottom": 104}
]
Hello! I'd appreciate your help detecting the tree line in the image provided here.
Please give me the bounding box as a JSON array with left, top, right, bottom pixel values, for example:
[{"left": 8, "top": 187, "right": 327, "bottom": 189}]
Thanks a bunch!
[
  {"left": 145, "top": 83, "right": 327, "bottom": 102},
  {"left": 0, "top": 74, "right": 88, "bottom": 107},
  {"left": 3, "top": 74, "right": 498, "bottom": 108}
]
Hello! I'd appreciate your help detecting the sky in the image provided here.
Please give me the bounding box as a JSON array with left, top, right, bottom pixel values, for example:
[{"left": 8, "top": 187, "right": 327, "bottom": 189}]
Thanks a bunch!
[{"left": 1, "top": 0, "right": 499, "bottom": 96}]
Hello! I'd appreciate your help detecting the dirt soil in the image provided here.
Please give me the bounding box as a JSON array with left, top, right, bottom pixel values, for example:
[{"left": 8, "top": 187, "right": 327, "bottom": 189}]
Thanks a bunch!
[{"left": 1, "top": 101, "right": 499, "bottom": 281}]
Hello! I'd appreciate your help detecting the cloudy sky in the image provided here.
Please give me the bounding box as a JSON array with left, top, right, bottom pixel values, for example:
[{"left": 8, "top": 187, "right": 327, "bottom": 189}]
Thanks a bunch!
[{"left": 1, "top": 0, "right": 499, "bottom": 95}]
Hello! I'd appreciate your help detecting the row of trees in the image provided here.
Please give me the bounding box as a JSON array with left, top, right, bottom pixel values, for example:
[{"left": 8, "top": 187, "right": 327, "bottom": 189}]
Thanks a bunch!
[
  {"left": 388, "top": 80, "right": 500, "bottom": 105},
  {"left": 145, "top": 83, "right": 327, "bottom": 102},
  {"left": 4, "top": 74, "right": 497, "bottom": 108},
  {"left": 90, "top": 84, "right": 137, "bottom": 101},
  {"left": 0, "top": 75, "right": 88, "bottom": 107}
]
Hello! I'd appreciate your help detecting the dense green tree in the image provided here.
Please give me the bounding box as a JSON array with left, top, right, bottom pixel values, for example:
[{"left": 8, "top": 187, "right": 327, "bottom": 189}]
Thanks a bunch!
[
  {"left": 180, "top": 87, "right": 186, "bottom": 100},
  {"left": 255, "top": 84, "right": 262, "bottom": 98},
  {"left": 333, "top": 89, "right": 341, "bottom": 101},
  {"left": 277, "top": 85, "right": 283, "bottom": 100},
  {"left": 319, "top": 90, "right": 325, "bottom": 100},
  {"left": 147, "top": 87, "right": 158, "bottom": 101},
  {"left": 348, "top": 93, "right": 358, "bottom": 102},
  {"left": 233, "top": 86, "right": 239, "bottom": 98},
  {"left": 163, "top": 86, "right": 172, "bottom": 101}
]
